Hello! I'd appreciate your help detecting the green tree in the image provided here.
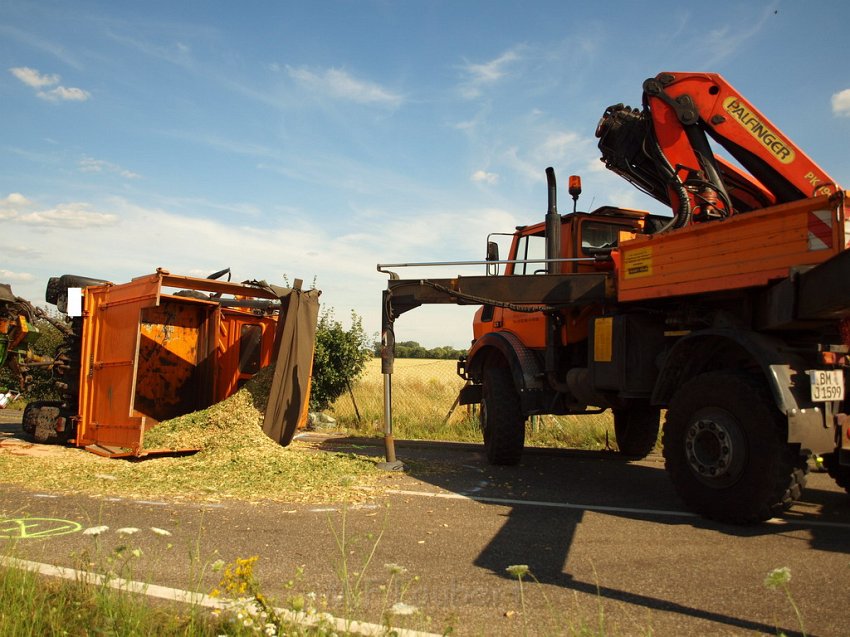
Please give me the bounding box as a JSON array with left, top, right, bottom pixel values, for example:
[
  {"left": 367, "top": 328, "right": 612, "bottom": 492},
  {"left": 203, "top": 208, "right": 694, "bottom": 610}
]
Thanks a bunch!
[
  {"left": 310, "top": 309, "right": 371, "bottom": 411},
  {"left": 372, "top": 339, "right": 466, "bottom": 360}
]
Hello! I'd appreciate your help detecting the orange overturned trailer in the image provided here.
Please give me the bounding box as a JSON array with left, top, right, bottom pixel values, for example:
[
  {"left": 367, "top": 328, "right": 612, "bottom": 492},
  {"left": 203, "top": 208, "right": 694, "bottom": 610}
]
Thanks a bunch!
[{"left": 24, "top": 269, "right": 319, "bottom": 457}]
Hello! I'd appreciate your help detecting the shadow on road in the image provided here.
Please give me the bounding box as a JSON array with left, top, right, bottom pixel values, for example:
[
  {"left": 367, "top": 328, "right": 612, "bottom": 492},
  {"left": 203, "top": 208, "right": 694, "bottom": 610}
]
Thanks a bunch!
[{"left": 315, "top": 435, "right": 847, "bottom": 637}]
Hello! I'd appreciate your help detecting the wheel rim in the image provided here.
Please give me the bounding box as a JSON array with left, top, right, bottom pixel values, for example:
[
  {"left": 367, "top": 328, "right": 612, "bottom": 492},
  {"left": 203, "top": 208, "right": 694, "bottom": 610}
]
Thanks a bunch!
[{"left": 684, "top": 408, "right": 747, "bottom": 488}]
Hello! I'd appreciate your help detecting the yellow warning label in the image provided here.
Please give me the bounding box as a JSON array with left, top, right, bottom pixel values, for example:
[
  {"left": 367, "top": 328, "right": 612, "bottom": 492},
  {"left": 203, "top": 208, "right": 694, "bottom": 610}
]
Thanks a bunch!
[
  {"left": 623, "top": 246, "right": 653, "bottom": 279},
  {"left": 594, "top": 317, "right": 613, "bottom": 363}
]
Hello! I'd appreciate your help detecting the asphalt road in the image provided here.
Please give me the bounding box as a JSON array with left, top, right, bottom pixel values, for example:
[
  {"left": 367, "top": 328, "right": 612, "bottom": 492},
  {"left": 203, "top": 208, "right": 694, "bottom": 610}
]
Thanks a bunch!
[{"left": 2, "top": 414, "right": 849, "bottom": 636}]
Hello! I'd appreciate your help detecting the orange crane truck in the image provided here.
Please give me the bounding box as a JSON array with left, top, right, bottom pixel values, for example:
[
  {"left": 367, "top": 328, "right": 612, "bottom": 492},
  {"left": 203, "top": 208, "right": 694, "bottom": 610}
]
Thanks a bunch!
[
  {"left": 378, "top": 72, "right": 849, "bottom": 523},
  {"left": 2, "top": 268, "right": 319, "bottom": 456}
]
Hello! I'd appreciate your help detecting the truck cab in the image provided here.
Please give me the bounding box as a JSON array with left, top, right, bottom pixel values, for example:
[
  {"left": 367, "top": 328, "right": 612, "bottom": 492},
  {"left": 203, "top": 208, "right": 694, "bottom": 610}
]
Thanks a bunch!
[{"left": 473, "top": 205, "right": 651, "bottom": 349}]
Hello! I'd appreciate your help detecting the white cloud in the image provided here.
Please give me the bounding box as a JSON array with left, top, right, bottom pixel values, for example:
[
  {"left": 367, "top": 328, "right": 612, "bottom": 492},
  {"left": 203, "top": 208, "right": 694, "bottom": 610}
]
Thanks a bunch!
[
  {"left": 0, "top": 269, "right": 35, "bottom": 282},
  {"left": 2, "top": 193, "right": 117, "bottom": 228},
  {"left": 540, "top": 131, "right": 581, "bottom": 158},
  {"left": 2, "top": 193, "right": 32, "bottom": 207},
  {"left": 9, "top": 66, "right": 90, "bottom": 102},
  {"left": 16, "top": 203, "right": 117, "bottom": 228},
  {"left": 3, "top": 194, "right": 520, "bottom": 347},
  {"left": 471, "top": 170, "right": 499, "bottom": 185},
  {"left": 79, "top": 157, "right": 140, "bottom": 179},
  {"left": 287, "top": 66, "right": 404, "bottom": 107},
  {"left": 459, "top": 47, "right": 522, "bottom": 99},
  {"left": 832, "top": 89, "right": 850, "bottom": 117},
  {"left": 1, "top": 192, "right": 33, "bottom": 219},
  {"left": 464, "top": 50, "right": 520, "bottom": 82},
  {"left": 38, "top": 86, "right": 90, "bottom": 102},
  {"left": 9, "top": 66, "right": 59, "bottom": 88}
]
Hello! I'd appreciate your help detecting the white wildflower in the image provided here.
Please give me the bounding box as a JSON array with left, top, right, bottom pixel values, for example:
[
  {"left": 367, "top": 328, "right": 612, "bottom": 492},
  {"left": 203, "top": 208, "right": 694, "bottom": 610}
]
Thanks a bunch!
[
  {"left": 150, "top": 527, "right": 172, "bottom": 536},
  {"left": 82, "top": 525, "right": 109, "bottom": 536},
  {"left": 116, "top": 527, "right": 140, "bottom": 535},
  {"left": 506, "top": 564, "right": 530, "bottom": 578},
  {"left": 765, "top": 566, "right": 792, "bottom": 589},
  {"left": 384, "top": 563, "right": 407, "bottom": 575},
  {"left": 388, "top": 602, "right": 418, "bottom": 616}
]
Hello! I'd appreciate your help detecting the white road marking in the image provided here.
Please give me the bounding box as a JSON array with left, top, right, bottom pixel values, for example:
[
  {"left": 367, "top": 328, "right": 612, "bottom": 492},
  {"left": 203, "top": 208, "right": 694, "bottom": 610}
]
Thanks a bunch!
[
  {"left": 386, "top": 489, "right": 850, "bottom": 530},
  {"left": 0, "top": 556, "right": 442, "bottom": 637}
]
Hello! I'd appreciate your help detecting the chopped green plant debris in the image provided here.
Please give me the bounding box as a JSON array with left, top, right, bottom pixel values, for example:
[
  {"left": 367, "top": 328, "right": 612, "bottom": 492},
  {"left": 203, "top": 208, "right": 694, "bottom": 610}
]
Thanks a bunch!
[{"left": 0, "top": 366, "right": 384, "bottom": 503}]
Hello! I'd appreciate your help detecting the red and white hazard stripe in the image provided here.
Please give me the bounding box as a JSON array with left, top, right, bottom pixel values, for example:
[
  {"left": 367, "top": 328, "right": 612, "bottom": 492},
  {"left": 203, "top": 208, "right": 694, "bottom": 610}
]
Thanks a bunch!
[{"left": 808, "top": 209, "right": 833, "bottom": 251}]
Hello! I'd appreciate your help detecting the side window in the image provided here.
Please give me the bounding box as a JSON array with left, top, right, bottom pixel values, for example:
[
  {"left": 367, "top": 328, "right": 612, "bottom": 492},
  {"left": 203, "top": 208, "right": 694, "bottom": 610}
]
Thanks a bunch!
[
  {"left": 514, "top": 233, "right": 547, "bottom": 275},
  {"left": 580, "top": 222, "right": 622, "bottom": 255}
]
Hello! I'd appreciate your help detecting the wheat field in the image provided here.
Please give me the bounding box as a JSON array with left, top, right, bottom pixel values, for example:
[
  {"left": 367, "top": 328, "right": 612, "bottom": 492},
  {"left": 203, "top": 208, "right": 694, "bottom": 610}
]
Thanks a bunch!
[{"left": 328, "top": 358, "right": 620, "bottom": 450}]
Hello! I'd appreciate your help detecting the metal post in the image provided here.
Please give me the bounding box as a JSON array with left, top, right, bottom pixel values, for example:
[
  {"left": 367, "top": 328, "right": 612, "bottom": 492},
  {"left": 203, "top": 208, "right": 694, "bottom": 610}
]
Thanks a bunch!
[{"left": 377, "top": 290, "right": 404, "bottom": 471}]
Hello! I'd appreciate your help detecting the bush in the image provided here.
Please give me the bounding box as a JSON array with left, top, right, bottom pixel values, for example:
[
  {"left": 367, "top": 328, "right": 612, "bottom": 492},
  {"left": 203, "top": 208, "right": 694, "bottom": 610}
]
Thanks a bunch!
[{"left": 310, "top": 310, "right": 372, "bottom": 411}]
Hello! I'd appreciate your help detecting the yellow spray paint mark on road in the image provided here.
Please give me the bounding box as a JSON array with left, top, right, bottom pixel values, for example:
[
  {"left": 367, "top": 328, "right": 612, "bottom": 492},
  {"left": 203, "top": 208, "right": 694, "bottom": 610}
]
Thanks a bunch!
[{"left": 0, "top": 517, "right": 82, "bottom": 539}]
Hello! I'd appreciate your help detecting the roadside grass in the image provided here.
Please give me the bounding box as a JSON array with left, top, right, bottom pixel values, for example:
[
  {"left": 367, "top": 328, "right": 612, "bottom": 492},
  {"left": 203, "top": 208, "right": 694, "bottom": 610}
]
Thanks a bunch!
[
  {"left": 0, "top": 558, "right": 367, "bottom": 637},
  {"left": 0, "top": 561, "right": 219, "bottom": 636},
  {"left": 330, "top": 358, "right": 622, "bottom": 452},
  {"left": 0, "top": 505, "right": 440, "bottom": 637}
]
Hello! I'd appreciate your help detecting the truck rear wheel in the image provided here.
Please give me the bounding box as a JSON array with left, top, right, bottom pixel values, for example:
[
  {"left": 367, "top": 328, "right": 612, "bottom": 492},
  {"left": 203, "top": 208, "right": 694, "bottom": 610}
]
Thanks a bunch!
[
  {"left": 613, "top": 408, "right": 660, "bottom": 458},
  {"left": 480, "top": 365, "right": 525, "bottom": 465},
  {"left": 663, "top": 372, "right": 807, "bottom": 524}
]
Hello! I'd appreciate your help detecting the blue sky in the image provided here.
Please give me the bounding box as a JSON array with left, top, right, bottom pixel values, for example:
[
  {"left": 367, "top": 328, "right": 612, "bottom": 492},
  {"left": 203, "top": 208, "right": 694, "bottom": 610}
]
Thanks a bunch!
[{"left": 2, "top": 0, "right": 849, "bottom": 347}]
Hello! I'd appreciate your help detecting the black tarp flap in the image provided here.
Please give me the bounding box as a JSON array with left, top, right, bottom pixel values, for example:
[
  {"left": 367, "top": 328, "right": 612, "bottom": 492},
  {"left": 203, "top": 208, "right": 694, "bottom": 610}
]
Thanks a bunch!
[{"left": 262, "top": 287, "right": 321, "bottom": 446}]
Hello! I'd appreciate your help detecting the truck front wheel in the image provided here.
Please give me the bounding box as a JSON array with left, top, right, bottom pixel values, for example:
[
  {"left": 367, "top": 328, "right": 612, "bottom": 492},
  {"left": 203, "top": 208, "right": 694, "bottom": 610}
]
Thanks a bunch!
[
  {"left": 663, "top": 372, "right": 807, "bottom": 524},
  {"left": 480, "top": 365, "right": 525, "bottom": 465},
  {"left": 613, "top": 408, "right": 660, "bottom": 458}
]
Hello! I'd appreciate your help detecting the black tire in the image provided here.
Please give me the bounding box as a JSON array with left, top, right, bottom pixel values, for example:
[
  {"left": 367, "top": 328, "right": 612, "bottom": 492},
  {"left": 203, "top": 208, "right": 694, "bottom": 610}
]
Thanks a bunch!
[
  {"left": 663, "top": 372, "right": 808, "bottom": 524},
  {"left": 823, "top": 453, "right": 850, "bottom": 494},
  {"left": 613, "top": 407, "right": 660, "bottom": 458},
  {"left": 22, "top": 400, "right": 69, "bottom": 443},
  {"left": 480, "top": 365, "right": 525, "bottom": 465},
  {"left": 21, "top": 402, "right": 37, "bottom": 435}
]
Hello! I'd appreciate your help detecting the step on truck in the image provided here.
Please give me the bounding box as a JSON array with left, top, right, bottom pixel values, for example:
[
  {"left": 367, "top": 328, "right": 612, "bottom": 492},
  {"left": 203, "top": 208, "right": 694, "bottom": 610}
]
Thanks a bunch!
[{"left": 378, "top": 71, "right": 850, "bottom": 524}]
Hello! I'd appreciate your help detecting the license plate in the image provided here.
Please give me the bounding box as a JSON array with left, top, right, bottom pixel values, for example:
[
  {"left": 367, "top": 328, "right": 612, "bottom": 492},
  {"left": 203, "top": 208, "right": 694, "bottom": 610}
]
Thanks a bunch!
[{"left": 809, "top": 369, "right": 845, "bottom": 402}]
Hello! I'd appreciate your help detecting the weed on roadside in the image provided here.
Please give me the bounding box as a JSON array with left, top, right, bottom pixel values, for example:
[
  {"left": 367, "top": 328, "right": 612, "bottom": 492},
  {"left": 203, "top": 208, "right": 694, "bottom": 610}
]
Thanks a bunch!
[{"left": 765, "top": 566, "right": 806, "bottom": 637}]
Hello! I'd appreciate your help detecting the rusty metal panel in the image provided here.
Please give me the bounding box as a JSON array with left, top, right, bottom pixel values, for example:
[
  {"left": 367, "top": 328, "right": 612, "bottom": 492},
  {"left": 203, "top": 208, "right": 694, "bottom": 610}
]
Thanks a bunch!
[{"left": 133, "top": 301, "right": 215, "bottom": 424}]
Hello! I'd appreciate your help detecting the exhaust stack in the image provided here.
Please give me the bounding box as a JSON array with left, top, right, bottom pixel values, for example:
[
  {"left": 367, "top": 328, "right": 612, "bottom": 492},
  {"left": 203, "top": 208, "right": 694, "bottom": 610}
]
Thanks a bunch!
[{"left": 545, "top": 167, "right": 561, "bottom": 274}]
